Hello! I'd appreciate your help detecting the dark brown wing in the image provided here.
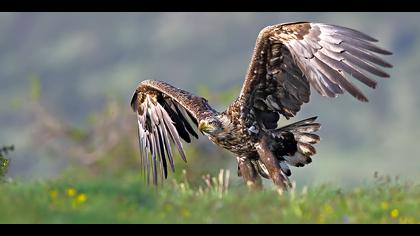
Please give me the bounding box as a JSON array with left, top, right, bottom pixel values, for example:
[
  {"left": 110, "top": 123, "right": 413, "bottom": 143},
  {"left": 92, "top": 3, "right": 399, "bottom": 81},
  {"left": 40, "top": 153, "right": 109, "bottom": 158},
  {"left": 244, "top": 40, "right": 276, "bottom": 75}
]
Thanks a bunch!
[
  {"left": 237, "top": 22, "right": 392, "bottom": 129},
  {"left": 130, "top": 80, "right": 215, "bottom": 185}
]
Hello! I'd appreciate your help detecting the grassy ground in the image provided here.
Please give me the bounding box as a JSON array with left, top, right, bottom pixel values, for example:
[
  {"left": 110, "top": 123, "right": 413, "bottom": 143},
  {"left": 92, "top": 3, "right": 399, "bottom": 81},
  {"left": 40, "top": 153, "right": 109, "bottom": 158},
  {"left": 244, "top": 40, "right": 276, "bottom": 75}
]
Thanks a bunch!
[{"left": 0, "top": 171, "right": 419, "bottom": 224}]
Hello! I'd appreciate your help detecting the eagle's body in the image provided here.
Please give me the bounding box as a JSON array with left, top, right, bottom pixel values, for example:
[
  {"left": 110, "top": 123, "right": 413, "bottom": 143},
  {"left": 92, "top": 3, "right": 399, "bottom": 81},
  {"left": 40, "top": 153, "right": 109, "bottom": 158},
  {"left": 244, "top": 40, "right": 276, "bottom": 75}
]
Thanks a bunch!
[
  {"left": 205, "top": 113, "right": 252, "bottom": 156},
  {"left": 131, "top": 22, "right": 392, "bottom": 190}
]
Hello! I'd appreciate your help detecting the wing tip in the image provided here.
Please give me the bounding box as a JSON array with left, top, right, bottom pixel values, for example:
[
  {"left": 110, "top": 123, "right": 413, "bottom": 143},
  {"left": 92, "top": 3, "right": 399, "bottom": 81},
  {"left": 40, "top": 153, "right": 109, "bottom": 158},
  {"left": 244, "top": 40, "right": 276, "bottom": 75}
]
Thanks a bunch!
[
  {"left": 130, "top": 91, "right": 138, "bottom": 112},
  {"left": 379, "top": 49, "right": 393, "bottom": 56},
  {"left": 357, "top": 95, "right": 369, "bottom": 103}
]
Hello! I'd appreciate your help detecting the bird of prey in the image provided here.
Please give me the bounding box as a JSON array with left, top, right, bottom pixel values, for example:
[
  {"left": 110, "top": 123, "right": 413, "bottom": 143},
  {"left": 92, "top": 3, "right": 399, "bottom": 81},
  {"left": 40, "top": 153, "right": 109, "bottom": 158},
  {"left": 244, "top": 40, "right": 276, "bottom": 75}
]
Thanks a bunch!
[{"left": 131, "top": 22, "right": 392, "bottom": 191}]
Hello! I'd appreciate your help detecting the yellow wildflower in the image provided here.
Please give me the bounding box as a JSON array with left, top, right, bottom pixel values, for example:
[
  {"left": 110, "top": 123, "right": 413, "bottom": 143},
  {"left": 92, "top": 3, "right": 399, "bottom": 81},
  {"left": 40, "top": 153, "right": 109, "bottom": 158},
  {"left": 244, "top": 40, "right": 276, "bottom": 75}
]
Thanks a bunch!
[
  {"left": 66, "top": 188, "right": 77, "bottom": 197},
  {"left": 390, "top": 209, "right": 399, "bottom": 219},
  {"left": 75, "top": 193, "right": 88, "bottom": 205}
]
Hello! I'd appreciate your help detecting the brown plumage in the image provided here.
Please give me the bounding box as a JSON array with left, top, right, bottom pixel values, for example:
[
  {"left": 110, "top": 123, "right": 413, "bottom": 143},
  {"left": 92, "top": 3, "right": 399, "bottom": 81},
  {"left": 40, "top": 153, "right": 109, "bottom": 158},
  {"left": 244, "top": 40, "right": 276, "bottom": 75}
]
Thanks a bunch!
[{"left": 131, "top": 22, "right": 392, "bottom": 190}]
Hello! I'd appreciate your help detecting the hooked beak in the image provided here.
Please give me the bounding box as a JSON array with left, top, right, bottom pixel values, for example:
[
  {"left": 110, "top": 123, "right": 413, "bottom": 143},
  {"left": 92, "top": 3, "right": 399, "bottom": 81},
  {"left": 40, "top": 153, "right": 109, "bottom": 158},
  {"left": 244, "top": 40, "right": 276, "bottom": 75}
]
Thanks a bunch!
[{"left": 198, "top": 121, "right": 210, "bottom": 135}]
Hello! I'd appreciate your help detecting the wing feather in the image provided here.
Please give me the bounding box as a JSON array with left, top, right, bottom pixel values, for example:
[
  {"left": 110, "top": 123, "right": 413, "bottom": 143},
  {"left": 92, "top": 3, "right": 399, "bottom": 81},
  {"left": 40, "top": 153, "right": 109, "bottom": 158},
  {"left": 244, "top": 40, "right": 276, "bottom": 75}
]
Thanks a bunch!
[
  {"left": 236, "top": 22, "right": 392, "bottom": 128},
  {"left": 172, "top": 101, "right": 199, "bottom": 139},
  {"left": 131, "top": 80, "right": 215, "bottom": 185},
  {"left": 317, "top": 23, "right": 379, "bottom": 42}
]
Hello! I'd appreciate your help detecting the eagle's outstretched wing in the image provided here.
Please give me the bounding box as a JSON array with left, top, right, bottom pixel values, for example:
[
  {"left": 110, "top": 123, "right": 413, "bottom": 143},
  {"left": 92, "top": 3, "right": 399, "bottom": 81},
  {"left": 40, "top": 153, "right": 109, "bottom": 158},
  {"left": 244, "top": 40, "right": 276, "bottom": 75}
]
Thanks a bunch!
[
  {"left": 238, "top": 22, "right": 392, "bottom": 129},
  {"left": 131, "top": 80, "right": 214, "bottom": 184}
]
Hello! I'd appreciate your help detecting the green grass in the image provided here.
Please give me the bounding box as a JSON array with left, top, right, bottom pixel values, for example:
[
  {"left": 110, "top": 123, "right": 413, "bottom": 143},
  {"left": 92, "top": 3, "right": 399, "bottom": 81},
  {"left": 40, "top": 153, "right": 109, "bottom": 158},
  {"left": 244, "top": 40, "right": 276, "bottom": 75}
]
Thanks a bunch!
[{"left": 0, "top": 171, "right": 419, "bottom": 224}]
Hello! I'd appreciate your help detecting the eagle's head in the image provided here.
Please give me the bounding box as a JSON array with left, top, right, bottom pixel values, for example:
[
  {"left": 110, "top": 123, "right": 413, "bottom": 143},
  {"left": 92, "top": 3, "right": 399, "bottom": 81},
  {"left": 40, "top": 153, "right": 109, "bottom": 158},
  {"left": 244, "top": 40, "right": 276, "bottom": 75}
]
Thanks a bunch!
[{"left": 198, "top": 117, "right": 224, "bottom": 136}]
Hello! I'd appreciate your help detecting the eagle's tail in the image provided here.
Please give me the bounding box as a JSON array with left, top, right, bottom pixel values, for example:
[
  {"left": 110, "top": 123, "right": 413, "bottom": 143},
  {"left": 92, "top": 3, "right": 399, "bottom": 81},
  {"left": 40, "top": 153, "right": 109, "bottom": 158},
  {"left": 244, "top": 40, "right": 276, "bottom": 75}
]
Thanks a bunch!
[{"left": 255, "top": 117, "right": 321, "bottom": 178}]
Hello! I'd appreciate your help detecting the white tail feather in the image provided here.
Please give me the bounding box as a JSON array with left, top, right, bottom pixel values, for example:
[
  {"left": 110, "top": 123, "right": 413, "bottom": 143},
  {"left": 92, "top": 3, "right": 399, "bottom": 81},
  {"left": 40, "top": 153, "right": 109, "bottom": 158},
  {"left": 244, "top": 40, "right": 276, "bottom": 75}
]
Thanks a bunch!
[
  {"left": 297, "top": 143, "right": 316, "bottom": 156},
  {"left": 295, "top": 133, "right": 320, "bottom": 144}
]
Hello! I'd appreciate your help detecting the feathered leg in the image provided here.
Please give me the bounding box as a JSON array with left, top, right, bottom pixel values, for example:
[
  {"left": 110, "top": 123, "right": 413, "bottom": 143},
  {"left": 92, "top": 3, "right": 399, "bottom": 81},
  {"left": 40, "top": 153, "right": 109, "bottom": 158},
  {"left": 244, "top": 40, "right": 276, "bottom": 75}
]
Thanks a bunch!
[
  {"left": 256, "top": 135, "right": 290, "bottom": 193},
  {"left": 237, "top": 156, "right": 262, "bottom": 190}
]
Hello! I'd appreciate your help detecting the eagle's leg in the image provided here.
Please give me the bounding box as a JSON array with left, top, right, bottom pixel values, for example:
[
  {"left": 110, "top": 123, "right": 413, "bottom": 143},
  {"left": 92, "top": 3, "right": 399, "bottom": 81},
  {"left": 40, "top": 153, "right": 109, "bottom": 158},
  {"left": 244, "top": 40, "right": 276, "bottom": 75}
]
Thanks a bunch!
[
  {"left": 255, "top": 135, "right": 290, "bottom": 193},
  {"left": 237, "top": 156, "right": 262, "bottom": 190}
]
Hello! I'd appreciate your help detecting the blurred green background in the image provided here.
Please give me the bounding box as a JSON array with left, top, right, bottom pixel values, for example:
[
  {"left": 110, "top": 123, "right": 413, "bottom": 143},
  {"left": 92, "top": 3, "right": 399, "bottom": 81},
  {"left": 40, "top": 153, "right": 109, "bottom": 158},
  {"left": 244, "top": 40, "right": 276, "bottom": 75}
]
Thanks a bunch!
[{"left": 1, "top": 12, "right": 419, "bottom": 188}]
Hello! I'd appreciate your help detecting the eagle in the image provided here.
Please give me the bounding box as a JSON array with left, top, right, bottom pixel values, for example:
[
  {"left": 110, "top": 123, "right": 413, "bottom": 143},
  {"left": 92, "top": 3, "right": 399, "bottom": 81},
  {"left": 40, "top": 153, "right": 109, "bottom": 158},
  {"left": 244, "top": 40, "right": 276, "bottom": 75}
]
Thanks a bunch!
[{"left": 130, "top": 22, "right": 392, "bottom": 191}]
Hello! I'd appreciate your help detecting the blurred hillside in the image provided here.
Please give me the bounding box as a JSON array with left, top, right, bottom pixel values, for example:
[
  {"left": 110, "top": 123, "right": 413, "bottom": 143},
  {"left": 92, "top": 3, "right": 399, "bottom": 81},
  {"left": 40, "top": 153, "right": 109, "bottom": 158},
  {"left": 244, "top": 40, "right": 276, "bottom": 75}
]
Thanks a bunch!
[{"left": 0, "top": 12, "right": 419, "bottom": 187}]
